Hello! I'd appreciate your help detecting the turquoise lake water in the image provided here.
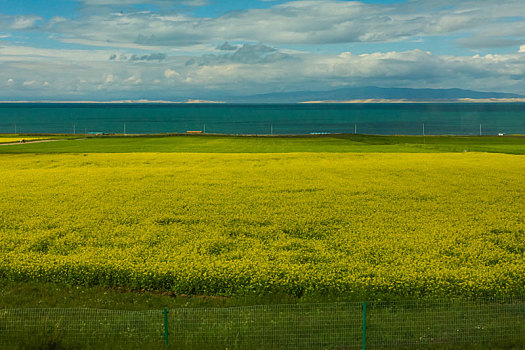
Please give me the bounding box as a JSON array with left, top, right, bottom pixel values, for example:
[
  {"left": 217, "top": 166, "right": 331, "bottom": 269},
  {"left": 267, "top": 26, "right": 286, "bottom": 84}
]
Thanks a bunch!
[{"left": 0, "top": 103, "right": 524, "bottom": 135}]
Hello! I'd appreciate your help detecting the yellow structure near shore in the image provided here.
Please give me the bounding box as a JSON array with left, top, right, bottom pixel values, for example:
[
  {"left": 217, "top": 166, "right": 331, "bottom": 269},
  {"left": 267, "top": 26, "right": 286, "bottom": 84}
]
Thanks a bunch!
[{"left": 0, "top": 152, "right": 524, "bottom": 297}]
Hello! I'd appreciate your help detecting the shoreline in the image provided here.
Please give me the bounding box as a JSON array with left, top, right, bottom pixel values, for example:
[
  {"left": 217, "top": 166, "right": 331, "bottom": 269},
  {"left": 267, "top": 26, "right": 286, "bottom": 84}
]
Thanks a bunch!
[{"left": 0, "top": 98, "right": 525, "bottom": 104}]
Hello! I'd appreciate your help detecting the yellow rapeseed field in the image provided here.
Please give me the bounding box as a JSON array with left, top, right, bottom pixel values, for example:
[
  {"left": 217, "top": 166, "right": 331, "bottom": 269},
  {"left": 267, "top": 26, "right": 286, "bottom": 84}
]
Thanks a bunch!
[
  {"left": 0, "top": 137, "right": 47, "bottom": 143},
  {"left": 0, "top": 152, "right": 524, "bottom": 297}
]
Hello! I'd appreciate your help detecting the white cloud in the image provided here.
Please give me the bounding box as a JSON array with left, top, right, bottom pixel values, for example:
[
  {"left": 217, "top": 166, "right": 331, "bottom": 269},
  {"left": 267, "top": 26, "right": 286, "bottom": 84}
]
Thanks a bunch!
[
  {"left": 0, "top": 45, "right": 113, "bottom": 62},
  {"left": 104, "top": 74, "right": 116, "bottom": 84},
  {"left": 1, "top": 47, "right": 524, "bottom": 99},
  {"left": 83, "top": 0, "right": 156, "bottom": 4},
  {"left": 186, "top": 43, "right": 292, "bottom": 66},
  {"left": 10, "top": 15, "right": 43, "bottom": 30},
  {"left": 49, "top": 16, "right": 67, "bottom": 25},
  {"left": 110, "top": 53, "right": 167, "bottom": 61},
  {"left": 42, "top": 0, "right": 525, "bottom": 48},
  {"left": 58, "top": 37, "right": 167, "bottom": 51},
  {"left": 124, "top": 74, "right": 142, "bottom": 84},
  {"left": 81, "top": 0, "right": 207, "bottom": 5},
  {"left": 0, "top": 1, "right": 524, "bottom": 99},
  {"left": 216, "top": 42, "right": 238, "bottom": 51},
  {"left": 0, "top": 0, "right": 522, "bottom": 53},
  {"left": 164, "top": 68, "right": 180, "bottom": 78},
  {"left": 167, "top": 49, "right": 525, "bottom": 95}
]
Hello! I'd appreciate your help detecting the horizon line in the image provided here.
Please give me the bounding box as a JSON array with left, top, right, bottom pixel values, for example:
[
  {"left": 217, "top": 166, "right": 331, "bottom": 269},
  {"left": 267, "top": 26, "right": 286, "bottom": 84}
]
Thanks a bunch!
[{"left": 1, "top": 98, "right": 525, "bottom": 104}]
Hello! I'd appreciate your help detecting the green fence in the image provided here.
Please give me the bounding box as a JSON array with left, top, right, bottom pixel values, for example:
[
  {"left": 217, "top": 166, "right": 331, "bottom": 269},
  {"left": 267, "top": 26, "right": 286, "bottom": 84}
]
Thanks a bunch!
[{"left": 1, "top": 298, "right": 525, "bottom": 349}]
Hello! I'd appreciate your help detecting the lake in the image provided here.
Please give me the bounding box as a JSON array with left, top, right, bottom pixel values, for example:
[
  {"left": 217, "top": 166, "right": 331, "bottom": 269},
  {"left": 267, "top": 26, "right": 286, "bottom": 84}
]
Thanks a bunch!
[{"left": 1, "top": 103, "right": 524, "bottom": 135}]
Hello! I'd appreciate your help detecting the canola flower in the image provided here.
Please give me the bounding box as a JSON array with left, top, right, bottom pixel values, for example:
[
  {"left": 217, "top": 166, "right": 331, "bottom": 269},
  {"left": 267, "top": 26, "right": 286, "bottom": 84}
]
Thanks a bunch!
[
  {"left": 0, "top": 137, "right": 47, "bottom": 143},
  {"left": 0, "top": 152, "right": 524, "bottom": 297}
]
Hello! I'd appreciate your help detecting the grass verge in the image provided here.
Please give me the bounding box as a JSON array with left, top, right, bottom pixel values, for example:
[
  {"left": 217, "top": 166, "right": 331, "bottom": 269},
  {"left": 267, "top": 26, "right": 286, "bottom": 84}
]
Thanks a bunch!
[
  {"left": 1, "top": 282, "right": 524, "bottom": 350},
  {"left": 0, "top": 134, "right": 524, "bottom": 154}
]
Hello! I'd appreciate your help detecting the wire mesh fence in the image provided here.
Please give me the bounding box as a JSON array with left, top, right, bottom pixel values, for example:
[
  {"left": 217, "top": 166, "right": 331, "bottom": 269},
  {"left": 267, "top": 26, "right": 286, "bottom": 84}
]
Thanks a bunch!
[
  {"left": 366, "top": 298, "right": 525, "bottom": 348},
  {"left": 1, "top": 298, "right": 525, "bottom": 349},
  {"left": 0, "top": 121, "right": 522, "bottom": 136},
  {"left": 168, "top": 302, "right": 361, "bottom": 350},
  {"left": 0, "top": 308, "right": 164, "bottom": 349}
]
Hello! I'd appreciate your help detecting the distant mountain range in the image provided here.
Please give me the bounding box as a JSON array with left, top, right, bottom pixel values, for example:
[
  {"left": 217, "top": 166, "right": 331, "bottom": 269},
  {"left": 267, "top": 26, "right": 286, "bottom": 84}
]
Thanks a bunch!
[
  {"left": 227, "top": 87, "right": 524, "bottom": 103},
  {"left": 2, "top": 87, "right": 523, "bottom": 104}
]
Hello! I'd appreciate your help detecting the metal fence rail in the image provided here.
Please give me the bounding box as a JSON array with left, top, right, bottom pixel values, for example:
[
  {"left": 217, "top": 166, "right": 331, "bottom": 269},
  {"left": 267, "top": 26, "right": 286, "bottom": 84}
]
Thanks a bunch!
[{"left": 1, "top": 298, "right": 524, "bottom": 349}]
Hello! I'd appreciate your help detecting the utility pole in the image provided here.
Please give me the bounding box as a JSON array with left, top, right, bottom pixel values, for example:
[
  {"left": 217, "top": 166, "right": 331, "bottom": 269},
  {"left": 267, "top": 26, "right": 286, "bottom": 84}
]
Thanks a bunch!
[
  {"left": 73, "top": 123, "right": 76, "bottom": 135},
  {"left": 124, "top": 123, "right": 126, "bottom": 135},
  {"left": 203, "top": 124, "right": 206, "bottom": 133},
  {"left": 271, "top": 124, "right": 273, "bottom": 136},
  {"left": 355, "top": 123, "right": 357, "bottom": 134},
  {"left": 479, "top": 123, "right": 482, "bottom": 136},
  {"left": 422, "top": 123, "right": 425, "bottom": 136}
]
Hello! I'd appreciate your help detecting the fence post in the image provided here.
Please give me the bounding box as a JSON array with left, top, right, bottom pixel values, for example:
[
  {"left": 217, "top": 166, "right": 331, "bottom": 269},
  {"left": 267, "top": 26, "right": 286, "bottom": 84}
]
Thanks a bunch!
[
  {"left": 362, "top": 301, "right": 367, "bottom": 350},
  {"left": 163, "top": 307, "right": 169, "bottom": 348}
]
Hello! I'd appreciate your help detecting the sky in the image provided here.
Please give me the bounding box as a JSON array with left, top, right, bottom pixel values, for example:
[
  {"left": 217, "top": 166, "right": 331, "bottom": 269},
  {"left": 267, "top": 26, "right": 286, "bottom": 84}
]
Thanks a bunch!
[{"left": 0, "top": 0, "right": 524, "bottom": 100}]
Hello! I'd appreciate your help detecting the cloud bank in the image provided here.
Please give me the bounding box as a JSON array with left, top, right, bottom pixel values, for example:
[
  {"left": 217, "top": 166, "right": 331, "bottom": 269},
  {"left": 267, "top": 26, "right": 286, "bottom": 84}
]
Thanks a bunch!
[
  {"left": 33, "top": 0, "right": 524, "bottom": 48},
  {"left": 0, "top": 0, "right": 523, "bottom": 99},
  {"left": 1, "top": 42, "right": 524, "bottom": 100}
]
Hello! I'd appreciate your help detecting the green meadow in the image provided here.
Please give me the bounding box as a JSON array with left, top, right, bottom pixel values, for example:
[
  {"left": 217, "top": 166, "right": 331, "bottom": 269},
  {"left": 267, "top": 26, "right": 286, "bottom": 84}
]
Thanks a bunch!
[{"left": 0, "top": 133, "right": 524, "bottom": 154}]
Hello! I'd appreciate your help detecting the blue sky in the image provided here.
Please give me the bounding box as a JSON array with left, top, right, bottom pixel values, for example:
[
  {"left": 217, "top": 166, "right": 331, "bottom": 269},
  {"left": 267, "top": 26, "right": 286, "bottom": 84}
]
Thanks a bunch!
[{"left": 0, "top": 0, "right": 524, "bottom": 100}]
